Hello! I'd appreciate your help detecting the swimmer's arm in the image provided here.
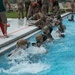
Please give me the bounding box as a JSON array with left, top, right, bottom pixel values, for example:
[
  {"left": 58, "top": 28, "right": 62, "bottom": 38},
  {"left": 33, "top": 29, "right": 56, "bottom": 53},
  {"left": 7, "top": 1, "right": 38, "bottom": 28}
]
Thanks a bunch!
[
  {"left": 29, "top": 18, "right": 42, "bottom": 26},
  {"left": 29, "top": 17, "right": 34, "bottom": 20},
  {"left": 29, "top": 15, "right": 36, "bottom": 20},
  {"left": 8, "top": 50, "right": 14, "bottom": 57},
  {"left": 34, "top": 18, "right": 42, "bottom": 25},
  {"left": 8, "top": 48, "right": 17, "bottom": 57},
  {"left": 8, "top": 53, "right": 12, "bottom": 57}
]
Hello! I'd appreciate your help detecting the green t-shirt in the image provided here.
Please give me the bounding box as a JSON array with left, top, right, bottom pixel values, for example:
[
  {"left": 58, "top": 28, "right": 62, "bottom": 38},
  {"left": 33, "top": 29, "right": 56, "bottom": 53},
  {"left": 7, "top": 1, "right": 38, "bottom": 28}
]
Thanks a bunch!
[{"left": 0, "top": 0, "right": 6, "bottom": 12}]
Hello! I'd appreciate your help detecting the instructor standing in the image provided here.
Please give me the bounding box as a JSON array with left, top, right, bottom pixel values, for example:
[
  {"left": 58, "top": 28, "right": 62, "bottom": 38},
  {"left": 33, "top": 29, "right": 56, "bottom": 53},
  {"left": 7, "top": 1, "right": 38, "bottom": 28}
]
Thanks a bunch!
[
  {"left": 25, "top": 0, "right": 31, "bottom": 17},
  {"left": 0, "top": 0, "right": 11, "bottom": 37}
]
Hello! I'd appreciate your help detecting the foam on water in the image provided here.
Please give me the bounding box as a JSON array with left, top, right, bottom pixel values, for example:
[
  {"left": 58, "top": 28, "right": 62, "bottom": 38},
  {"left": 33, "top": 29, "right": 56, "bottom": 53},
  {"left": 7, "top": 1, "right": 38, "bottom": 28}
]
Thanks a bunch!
[
  {"left": 1, "top": 14, "right": 75, "bottom": 75},
  {"left": 8, "top": 46, "right": 47, "bottom": 60},
  {"left": 1, "top": 62, "right": 50, "bottom": 74},
  {"left": 2, "top": 46, "right": 50, "bottom": 74},
  {"left": 27, "top": 46, "right": 47, "bottom": 54}
]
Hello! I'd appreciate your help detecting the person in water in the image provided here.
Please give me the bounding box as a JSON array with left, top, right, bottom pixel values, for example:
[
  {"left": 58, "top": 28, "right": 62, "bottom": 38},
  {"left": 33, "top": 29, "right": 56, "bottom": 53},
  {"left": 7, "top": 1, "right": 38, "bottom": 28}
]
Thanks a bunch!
[
  {"left": 32, "top": 34, "right": 48, "bottom": 54},
  {"left": 27, "top": 2, "right": 39, "bottom": 20},
  {"left": 8, "top": 39, "right": 30, "bottom": 57},
  {"left": 42, "top": 26, "right": 54, "bottom": 42},
  {"left": 56, "top": 19, "right": 66, "bottom": 37},
  {"left": 32, "top": 34, "right": 47, "bottom": 47},
  {"left": 68, "top": 14, "right": 74, "bottom": 21},
  {"left": 16, "top": 39, "right": 30, "bottom": 49}
]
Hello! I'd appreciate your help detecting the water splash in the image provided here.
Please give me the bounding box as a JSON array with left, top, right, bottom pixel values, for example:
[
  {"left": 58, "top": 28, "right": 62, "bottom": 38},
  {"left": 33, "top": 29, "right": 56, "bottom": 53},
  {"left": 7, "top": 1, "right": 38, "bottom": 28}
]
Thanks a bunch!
[
  {"left": 2, "top": 62, "right": 50, "bottom": 74},
  {"left": 3, "top": 46, "right": 50, "bottom": 74}
]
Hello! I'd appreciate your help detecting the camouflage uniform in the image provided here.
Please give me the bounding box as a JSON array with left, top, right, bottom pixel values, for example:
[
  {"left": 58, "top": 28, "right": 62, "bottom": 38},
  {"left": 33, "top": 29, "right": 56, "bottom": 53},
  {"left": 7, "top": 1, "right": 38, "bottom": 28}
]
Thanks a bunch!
[
  {"left": 25, "top": 0, "right": 31, "bottom": 17},
  {"left": 27, "top": 2, "right": 38, "bottom": 20},
  {"left": 41, "top": 0, "right": 49, "bottom": 14},
  {"left": 17, "top": 0, "right": 24, "bottom": 19}
]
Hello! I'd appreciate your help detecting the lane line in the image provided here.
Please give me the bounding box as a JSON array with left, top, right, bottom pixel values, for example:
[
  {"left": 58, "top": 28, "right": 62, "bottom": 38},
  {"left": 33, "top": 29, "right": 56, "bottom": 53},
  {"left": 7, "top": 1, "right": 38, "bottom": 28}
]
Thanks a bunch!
[
  {"left": 0, "top": 26, "right": 30, "bottom": 37},
  {"left": 8, "top": 26, "right": 29, "bottom": 35}
]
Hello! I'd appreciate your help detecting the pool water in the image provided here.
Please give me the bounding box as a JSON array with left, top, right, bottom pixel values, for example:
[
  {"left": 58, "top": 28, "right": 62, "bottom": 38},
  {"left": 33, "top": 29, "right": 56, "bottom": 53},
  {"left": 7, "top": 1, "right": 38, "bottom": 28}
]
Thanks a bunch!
[{"left": 0, "top": 14, "right": 75, "bottom": 75}]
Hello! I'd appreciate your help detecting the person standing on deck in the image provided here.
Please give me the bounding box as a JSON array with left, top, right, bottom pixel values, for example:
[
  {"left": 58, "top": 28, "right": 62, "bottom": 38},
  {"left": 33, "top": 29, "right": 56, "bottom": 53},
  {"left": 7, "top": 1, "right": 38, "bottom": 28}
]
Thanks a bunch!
[
  {"left": 27, "top": 2, "right": 39, "bottom": 20},
  {"left": 25, "top": 0, "right": 31, "bottom": 17},
  {"left": 48, "top": 0, "right": 54, "bottom": 12},
  {"left": 36, "top": 0, "right": 42, "bottom": 11},
  {"left": 41, "top": 0, "right": 49, "bottom": 14},
  {"left": 17, "top": 0, "right": 24, "bottom": 19},
  {"left": 71, "top": 0, "right": 75, "bottom": 12},
  {"left": 52, "top": 0, "right": 59, "bottom": 13},
  {"left": 0, "top": 0, "right": 11, "bottom": 37}
]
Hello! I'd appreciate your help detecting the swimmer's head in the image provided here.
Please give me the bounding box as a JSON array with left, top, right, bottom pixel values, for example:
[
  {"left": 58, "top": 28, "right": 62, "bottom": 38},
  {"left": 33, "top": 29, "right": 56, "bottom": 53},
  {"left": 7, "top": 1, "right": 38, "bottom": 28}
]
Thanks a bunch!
[
  {"left": 36, "top": 34, "right": 43, "bottom": 43},
  {"left": 42, "top": 26, "right": 50, "bottom": 34},
  {"left": 17, "top": 39, "right": 23, "bottom": 47},
  {"left": 16, "top": 39, "right": 29, "bottom": 48}
]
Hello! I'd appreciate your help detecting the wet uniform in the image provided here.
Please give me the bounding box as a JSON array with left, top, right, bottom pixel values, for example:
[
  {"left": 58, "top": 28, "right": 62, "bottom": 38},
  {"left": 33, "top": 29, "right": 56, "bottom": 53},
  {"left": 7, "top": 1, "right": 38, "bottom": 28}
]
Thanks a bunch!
[
  {"left": 32, "top": 34, "right": 47, "bottom": 47},
  {"left": 43, "top": 26, "right": 53, "bottom": 40},
  {"left": 37, "top": 34, "right": 47, "bottom": 43},
  {"left": 68, "top": 15, "right": 74, "bottom": 21}
]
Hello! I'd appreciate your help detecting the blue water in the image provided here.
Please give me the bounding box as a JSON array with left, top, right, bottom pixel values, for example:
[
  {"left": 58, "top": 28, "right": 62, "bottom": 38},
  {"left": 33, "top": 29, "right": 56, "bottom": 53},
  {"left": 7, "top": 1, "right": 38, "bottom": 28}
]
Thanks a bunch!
[{"left": 0, "top": 14, "right": 75, "bottom": 75}]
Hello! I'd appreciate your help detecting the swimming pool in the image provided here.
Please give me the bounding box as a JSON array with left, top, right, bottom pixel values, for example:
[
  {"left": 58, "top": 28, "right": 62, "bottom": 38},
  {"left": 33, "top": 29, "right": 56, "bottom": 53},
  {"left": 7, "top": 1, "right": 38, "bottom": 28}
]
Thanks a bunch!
[{"left": 0, "top": 14, "right": 75, "bottom": 75}]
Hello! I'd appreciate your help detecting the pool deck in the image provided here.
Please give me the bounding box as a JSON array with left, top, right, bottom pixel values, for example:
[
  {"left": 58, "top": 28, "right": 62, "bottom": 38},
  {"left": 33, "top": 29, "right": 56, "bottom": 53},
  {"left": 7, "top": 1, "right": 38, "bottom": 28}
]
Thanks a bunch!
[
  {"left": 0, "top": 18, "right": 38, "bottom": 48},
  {"left": 0, "top": 12, "right": 71, "bottom": 49}
]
